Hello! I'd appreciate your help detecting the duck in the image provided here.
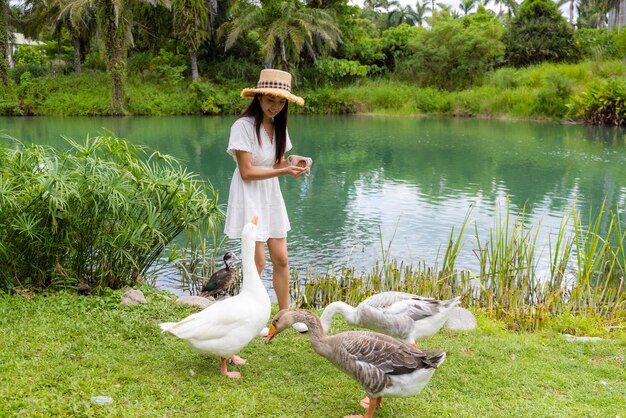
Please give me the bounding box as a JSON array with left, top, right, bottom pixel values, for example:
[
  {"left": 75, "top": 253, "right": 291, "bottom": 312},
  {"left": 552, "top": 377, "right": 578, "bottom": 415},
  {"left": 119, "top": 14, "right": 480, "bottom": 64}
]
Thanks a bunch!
[
  {"left": 200, "top": 251, "right": 238, "bottom": 298},
  {"left": 320, "top": 292, "right": 461, "bottom": 347},
  {"left": 159, "top": 216, "right": 271, "bottom": 378},
  {"left": 265, "top": 309, "right": 446, "bottom": 418}
]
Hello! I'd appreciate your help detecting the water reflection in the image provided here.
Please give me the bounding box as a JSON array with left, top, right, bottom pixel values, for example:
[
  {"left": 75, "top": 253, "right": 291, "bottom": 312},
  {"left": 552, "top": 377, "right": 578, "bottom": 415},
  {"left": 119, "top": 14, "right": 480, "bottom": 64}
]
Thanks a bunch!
[{"left": 2, "top": 115, "right": 625, "bottom": 296}]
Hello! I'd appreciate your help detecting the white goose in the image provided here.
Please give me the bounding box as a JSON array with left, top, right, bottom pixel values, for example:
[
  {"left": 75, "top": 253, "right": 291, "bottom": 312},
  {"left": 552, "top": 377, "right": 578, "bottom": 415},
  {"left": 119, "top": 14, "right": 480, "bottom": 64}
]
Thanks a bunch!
[
  {"left": 159, "top": 216, "right": 270, "bottom": 378},
  {"left": 320, "top": 292, "right": 461, "bottom": 346},
  {"left": 266, "top": 309, "right": 446, "bottom": 418}
]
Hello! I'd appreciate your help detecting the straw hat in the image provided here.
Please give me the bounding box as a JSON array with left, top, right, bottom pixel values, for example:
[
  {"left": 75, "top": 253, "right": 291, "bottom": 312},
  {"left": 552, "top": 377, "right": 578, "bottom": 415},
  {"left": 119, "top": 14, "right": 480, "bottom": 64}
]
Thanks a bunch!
[{"left": 241, "top": 69, "right": 304, "bottom": 106}]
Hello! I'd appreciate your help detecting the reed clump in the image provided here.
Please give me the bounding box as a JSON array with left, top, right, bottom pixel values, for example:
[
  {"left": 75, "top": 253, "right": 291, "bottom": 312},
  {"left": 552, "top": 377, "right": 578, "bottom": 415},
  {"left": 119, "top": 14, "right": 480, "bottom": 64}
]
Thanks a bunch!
[{"left": 292, "top": 202, "right": 625, "bottom": 332}]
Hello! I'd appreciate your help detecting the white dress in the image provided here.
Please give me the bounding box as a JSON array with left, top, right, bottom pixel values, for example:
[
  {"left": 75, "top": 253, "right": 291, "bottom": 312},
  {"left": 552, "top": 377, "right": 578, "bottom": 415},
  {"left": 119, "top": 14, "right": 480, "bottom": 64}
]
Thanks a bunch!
[{"left": 224, "top": 116, "right": 293, "bottom": 241}]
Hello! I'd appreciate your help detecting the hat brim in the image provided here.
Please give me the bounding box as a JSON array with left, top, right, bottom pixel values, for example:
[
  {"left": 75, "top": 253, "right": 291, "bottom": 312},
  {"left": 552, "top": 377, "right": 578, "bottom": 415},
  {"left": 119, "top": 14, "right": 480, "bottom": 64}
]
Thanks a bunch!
[{"left": 241, "top": 88, "right": 305, "bottom": 106}]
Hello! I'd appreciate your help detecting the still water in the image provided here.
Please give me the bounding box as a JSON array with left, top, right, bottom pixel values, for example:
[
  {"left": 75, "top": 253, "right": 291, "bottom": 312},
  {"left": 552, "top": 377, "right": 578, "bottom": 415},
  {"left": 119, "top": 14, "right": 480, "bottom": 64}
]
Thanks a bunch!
[{"left": 2, "top": 115, "right": 625, "bottom": 294}]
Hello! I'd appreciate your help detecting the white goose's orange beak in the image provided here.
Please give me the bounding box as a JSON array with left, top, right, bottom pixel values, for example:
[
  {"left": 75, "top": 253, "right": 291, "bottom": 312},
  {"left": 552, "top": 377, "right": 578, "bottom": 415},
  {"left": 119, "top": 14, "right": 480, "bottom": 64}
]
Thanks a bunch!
[{"left": 251, "top": 216, "right": 258, "bottom": 225}]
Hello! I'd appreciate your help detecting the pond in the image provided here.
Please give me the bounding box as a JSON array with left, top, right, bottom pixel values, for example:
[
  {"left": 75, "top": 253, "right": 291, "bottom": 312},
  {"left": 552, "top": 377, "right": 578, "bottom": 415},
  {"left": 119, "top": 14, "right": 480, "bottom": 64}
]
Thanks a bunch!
[{"left": 2, "top": 115, "right": 625, "bottom": 295}]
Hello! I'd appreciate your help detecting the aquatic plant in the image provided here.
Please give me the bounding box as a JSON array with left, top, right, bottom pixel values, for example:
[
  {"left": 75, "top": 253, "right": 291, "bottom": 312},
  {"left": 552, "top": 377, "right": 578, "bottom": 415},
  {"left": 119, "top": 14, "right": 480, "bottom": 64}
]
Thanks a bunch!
[{"left": 292, "top": 202, "right": 625, "bottom": 332}]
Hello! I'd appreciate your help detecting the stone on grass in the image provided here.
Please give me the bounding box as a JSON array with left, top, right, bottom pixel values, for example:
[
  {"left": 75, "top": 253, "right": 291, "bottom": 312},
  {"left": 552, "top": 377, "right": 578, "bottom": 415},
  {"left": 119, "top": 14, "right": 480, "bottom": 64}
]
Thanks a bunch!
[
  {"left": 176, "top": 295, "right": 215, "bottom": 310},
  {"left": 121, "top": 289, "right": 146, "bottom": 305},
  {"left": 444, "top": 307, "right": 477, "bottom": 331},
  {"left": 563, "top": 334, "right": 603, "bottom": 342},
  {"left": 91, "top": 396, "right": 114, "bottom": 405}
]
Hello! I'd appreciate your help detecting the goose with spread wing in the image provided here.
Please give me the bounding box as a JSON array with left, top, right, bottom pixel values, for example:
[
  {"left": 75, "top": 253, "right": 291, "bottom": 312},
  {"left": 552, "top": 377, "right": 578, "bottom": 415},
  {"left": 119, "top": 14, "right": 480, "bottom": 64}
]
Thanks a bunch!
[{"left": 320, "top": 292, "right": 461, "bottom": 346}]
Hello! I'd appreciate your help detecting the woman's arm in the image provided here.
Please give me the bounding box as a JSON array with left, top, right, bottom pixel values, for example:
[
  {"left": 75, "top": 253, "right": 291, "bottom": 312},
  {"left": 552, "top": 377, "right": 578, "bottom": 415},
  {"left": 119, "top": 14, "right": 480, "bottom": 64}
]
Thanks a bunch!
[{"left": 235, "top": 151, "right": 307, "bottom": 181}]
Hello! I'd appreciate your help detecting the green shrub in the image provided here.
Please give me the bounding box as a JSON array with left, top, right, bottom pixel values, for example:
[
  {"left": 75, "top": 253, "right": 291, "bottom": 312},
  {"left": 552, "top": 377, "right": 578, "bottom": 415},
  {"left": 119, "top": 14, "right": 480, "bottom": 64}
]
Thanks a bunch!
[
  {"left": 9, "top": 63, "right": 47, "bottom": 83},
  {"left": 576, "top": 28, "right": 619, "bottom": 60},
  {"left": 302, "top": 87, "right": 358, "bottom": 114},
  {"left": 149, "top": 48, "right": 188, "bottom": 84},
  {"left": 488, "top": 67, "right": 520, "bottom": 89},
  {"left": 188, "top": 80, "right": 245, "bottom": 115},
  {"left": 13, "top": 46, "right": 48, "bottom": 66},
  {"left": 396, "top": 17, "right": 504, "bottom": 91},
  {"left": 568, "top": 79, "right": 626, "bottom": 125},
  {"left": 0, "top": 84, "right": 21, "bottom": 115},
  {"left": 128, "top": 51, "right": 153, "bottom": 74},
  {"left": 503, "top": 0, "right": 578, "bottom": 67},
  {"left": 304, "top": 57, "right": 368, "bottom": 88},
  {"left": 533, "top": 73, "right": 573, "bottom": 118},
  {"left": 0, "top": 135, "right": 222, "bottom": 293}
]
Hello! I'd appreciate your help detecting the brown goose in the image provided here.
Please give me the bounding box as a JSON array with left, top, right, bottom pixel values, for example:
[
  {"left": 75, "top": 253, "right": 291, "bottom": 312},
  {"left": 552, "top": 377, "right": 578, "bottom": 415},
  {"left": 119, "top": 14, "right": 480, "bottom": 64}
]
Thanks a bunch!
[
  {"left": 265, "top": 309, "right": 446, "bottom": 418},
  {"left": 200, "top": 251, "right": 239, "bottom": 297},
  {"left": 320, "top": 292, "right": 461, "bottom": 346}
]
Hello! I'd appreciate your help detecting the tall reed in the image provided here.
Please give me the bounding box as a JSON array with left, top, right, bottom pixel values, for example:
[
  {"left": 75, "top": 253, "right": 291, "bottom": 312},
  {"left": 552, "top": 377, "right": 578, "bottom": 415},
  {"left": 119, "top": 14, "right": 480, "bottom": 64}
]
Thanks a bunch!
[{"left": 292, "top": 202, "right": 625, "bottom": 332}]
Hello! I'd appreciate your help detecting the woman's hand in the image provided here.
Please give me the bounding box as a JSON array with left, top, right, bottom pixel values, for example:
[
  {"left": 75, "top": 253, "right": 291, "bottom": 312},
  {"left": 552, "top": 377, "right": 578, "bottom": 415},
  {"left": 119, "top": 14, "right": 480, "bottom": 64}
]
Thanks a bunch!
[
  {"left": 284, "top": 165, "right": 308, "bottom": 177},
  {"left": 236, "top": 150, "right": 309, "bottom": 180}
]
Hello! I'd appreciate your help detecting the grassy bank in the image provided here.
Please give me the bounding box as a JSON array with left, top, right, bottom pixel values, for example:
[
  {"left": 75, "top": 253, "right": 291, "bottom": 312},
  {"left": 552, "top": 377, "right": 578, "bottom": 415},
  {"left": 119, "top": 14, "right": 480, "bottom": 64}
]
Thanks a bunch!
[
  {"left": 1, "top": 289, "right": 624, "bottom": 417},
  {"left": 2, "top": 60, "right": 625, "bottom": 120}
]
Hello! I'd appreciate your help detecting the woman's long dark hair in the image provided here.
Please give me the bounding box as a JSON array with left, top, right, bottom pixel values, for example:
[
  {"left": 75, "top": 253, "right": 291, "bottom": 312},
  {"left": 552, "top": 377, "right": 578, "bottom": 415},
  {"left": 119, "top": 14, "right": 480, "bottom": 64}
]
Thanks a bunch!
[{"left": 237, "top": 94, "right": 289, "bottom": 164}]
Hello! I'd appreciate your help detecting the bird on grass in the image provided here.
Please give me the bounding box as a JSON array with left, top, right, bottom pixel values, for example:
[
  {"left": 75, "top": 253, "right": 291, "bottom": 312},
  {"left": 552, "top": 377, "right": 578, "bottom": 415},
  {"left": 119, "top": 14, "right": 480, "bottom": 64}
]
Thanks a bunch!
[
  {"left": 265, "top": 308, "right": 446, "bottom": 418},
  {"left": 320, "top": 292, "right": 461, "bottom": 347},
  {"left": 159, "top": 216, "right": 270, "bottom": 378},
  {"left": 200, "top": 251, "right": 239, "bottom": 298}
]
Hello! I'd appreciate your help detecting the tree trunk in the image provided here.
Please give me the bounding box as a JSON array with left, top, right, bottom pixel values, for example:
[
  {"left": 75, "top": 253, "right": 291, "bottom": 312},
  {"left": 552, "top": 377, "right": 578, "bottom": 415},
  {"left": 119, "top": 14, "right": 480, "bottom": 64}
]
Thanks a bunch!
[
  {"left": 190, "top": 49, "right": 198, "bottom": 81},
  {"left": 0, "top": 0, "right": 10, "bottom": 87},
  {"left": 71, "top": 31, "right": 82, "bottom": 75},
  {"left": 99, "top": 0, "right": 127, "bottom": 115}
]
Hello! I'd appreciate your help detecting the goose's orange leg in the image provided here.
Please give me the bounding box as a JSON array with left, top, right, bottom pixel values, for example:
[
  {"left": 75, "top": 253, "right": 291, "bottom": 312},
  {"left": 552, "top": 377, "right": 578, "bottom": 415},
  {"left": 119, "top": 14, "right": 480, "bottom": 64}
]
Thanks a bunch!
[
  {"left": 359, "top": 396, "right": 383, "bottom": 409},
  {"left": 229, "top": 354, "right": 246, "bottom": 365},
  {"left": 220, "top": 357, "right": 241, "bottom": 378},
  {"left": 345, "top": 397, "right": 381, "bottom": 418}
]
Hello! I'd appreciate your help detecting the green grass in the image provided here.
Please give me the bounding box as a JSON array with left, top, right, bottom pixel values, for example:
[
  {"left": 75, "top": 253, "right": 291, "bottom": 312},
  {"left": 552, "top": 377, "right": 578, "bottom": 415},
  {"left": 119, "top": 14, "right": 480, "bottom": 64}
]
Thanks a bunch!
[{"left": 1, "top": 289, "right": 624, "bottom": 417}]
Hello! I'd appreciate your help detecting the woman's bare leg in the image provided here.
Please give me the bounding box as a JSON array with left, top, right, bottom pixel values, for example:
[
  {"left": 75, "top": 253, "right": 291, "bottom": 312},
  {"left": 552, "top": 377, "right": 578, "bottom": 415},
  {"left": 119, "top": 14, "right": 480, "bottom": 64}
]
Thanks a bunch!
[
  {"left": 266, "top": 238, "right": 290, "bottom": 310},
  {"left": 254, "top": 241, "right": 266, "bottom": 275}
]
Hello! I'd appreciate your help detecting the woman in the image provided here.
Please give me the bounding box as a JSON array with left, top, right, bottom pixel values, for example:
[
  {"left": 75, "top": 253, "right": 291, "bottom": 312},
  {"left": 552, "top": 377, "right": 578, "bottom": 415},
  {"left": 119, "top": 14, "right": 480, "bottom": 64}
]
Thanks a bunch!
[{"left": 224, "top": 69, "right": 312, "bottom": 332}]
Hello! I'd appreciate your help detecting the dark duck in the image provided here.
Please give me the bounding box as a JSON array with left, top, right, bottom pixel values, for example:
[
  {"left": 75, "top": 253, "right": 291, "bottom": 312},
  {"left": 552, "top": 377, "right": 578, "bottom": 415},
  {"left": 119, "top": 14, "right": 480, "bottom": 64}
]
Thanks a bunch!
[{"left": 200, "top": 251, "right": 239, "bottom": 297}]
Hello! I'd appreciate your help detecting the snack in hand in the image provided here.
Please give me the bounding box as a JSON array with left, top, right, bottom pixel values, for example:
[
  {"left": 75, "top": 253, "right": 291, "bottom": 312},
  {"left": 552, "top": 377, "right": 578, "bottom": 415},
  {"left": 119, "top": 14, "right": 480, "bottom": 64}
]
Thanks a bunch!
[{"left": 288, "top": 155, "right": 312, "bottom": 169}]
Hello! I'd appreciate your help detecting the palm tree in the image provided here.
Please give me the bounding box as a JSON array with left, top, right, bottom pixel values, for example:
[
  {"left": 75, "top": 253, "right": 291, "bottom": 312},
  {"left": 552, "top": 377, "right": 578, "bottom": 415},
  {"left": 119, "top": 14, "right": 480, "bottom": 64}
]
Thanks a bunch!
[
  {"left": 60, "top": 0, "right": 171, "bottom": 115},
  {"left": 1, "top": 0, "right": 14, "bottom": 86},
  {"left": 459, "top": 0, "right": 478, "bottom": 15},
  {"left": 172, "top": 0, "right": 210, "bottom": 80},
  {"left": 222, "top": 0, "right": 341, "bottom": 71},
  {"left": 414, "top": 0, "right": 430, "bottom": 24},
  {"left": 21, "top": 0, "right": 97, "bottom": 75},
  {"left": 387, "top": 3, "right": 420, "bottom": 26}
]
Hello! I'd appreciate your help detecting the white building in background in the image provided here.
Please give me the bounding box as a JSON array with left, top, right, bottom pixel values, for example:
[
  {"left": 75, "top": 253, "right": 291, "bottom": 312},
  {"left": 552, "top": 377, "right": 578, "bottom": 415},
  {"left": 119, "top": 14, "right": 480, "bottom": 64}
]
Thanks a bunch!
[{"left": 7, "top": 32, "right": 46, "bottom": 68}]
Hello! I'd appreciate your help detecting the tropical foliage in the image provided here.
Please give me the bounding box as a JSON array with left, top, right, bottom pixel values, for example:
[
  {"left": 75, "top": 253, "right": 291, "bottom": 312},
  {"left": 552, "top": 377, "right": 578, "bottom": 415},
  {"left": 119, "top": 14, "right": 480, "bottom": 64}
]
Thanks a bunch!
[
  {"left": 568, "top": 78, "right": 626, "bottom": 125},
  {"left": 1, "top": 0, "right": 625, "bottom": 122},
  {"left": 0, "top": 135, "right": 222, "bottom": 293},
  {"left": 503, "top": 0, "right": 578, "bottom": 66}
]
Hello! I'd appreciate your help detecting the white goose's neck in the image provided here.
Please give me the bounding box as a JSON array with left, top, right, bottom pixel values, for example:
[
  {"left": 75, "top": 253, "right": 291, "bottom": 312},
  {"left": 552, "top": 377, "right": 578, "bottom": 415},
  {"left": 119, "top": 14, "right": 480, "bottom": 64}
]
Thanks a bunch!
[
  {"left": 320, "top": 301, "right": 358, "bottom": 332},
  {"left": 240, "top": 235, "right": 265, "bottom": 294}
]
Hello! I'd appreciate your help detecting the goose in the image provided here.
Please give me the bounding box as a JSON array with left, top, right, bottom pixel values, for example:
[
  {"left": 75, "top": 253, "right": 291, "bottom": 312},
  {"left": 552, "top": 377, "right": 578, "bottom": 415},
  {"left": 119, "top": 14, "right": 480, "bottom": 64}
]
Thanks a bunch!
[
  {"left": 265, "top": 309, "right": 445, "bottom": 418},
  {"left": 320, "top": 292, "right": 461, "bottom": 347},
  {"left": 200, "top": 251, "right": 238, "bottom": 297},
  {"left": 159, "top": 216, "right": 271, "bottom": 378}
]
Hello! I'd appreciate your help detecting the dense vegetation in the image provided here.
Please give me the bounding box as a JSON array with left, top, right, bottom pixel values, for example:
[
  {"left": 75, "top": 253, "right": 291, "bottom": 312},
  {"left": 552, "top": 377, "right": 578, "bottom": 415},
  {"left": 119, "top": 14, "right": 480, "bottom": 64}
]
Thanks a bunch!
[
  {"left": 0, "top": 135, "right": 222, "bottom": 293},
  {"left": 1, "top": 0, "right": 625, "bottom": 122}
]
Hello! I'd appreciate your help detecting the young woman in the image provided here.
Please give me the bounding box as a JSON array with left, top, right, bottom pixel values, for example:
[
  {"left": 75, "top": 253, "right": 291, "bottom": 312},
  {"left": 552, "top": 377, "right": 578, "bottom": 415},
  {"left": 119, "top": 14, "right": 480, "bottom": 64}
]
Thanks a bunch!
[{"left": 224, "top": 69, "right": 312, "bottom": 332}]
